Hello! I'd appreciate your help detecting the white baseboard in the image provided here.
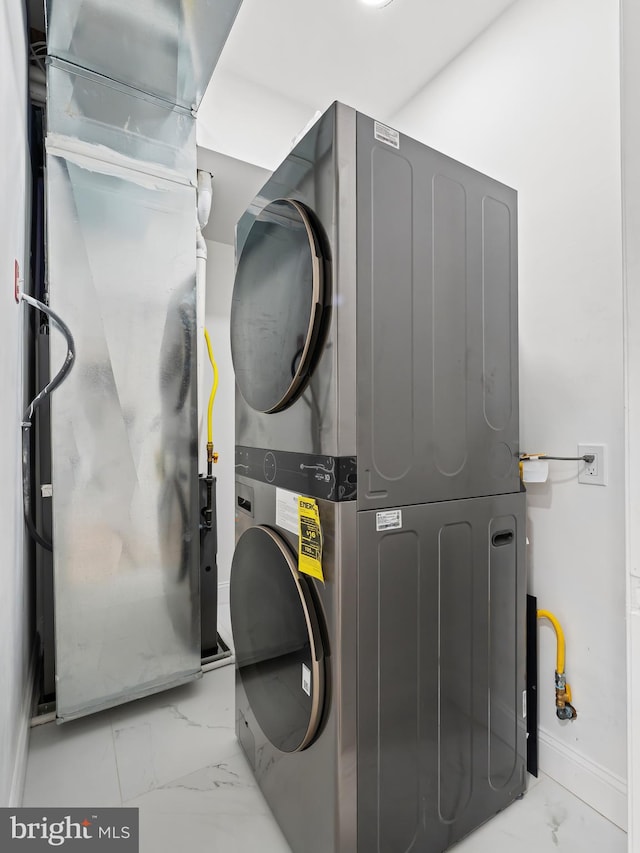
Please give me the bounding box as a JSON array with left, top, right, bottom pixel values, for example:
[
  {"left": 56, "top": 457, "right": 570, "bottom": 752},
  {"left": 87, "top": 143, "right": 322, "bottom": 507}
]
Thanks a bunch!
[
  {"left": 538, "top": 728, "right": 627, "bottom": 831},
  {"left": 9, "top": 648, "right": 37, "bottom": 807}
]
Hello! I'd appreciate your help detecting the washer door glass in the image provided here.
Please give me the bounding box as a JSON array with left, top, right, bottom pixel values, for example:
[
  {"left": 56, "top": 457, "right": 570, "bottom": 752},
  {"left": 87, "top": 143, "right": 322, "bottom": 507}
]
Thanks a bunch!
[
  {"left": 230, "top": 525, "right": 324, "bottom": 753},
  {"left": 230, "top": 199, "right": 325, "bottom": 413}
]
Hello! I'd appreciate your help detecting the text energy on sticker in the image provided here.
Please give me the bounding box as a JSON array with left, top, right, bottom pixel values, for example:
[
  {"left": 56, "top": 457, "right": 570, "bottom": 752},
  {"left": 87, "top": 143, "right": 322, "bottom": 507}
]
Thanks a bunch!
[
  {"left": 298, "top": 495, "right": 324, "bottom": 582},
  {"left": 376, "top": 509, "right": 402, "bottom": 532}
]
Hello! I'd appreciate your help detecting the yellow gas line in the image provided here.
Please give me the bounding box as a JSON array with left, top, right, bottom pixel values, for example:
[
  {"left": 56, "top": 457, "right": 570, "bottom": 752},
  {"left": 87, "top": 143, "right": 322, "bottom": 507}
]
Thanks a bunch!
[
  {"left": 537, "top": 609, "right": 576, "bottom": 720},
  {"left": 204, "top": 327, "right": 219, "bottom": 464}
]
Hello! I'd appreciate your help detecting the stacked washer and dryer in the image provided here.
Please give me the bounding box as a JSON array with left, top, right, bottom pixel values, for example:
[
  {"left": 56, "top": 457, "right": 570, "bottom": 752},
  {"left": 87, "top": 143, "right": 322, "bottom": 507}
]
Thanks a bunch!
[{"left": 229, "top": 103, "right": 526, "bottom": 853}]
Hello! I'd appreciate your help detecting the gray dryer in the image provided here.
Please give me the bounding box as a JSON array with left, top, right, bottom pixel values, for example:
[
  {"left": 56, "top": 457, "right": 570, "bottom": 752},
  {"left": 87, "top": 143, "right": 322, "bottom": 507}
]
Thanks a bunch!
[{"left": 230, "top": 102, "right": 526, "bottom": 853}]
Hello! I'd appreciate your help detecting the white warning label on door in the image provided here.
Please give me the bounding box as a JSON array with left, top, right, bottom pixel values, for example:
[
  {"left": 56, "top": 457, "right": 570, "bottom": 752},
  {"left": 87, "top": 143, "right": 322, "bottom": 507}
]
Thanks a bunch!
[
  {"left": 374, "top": 120, "right": 400, "bottom": 149},
  {"left": 376, "top": 509, "right": 403, "bottom": 532},
  {"left": 302, "top": 663, "right": 311, "bottom": 697},
  {"left": 276, "top": 488, "right": 301, "bottom": 535}
]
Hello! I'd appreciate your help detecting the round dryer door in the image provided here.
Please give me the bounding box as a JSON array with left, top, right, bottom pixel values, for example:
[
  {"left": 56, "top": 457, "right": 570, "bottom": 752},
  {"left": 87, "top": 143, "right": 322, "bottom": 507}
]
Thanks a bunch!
[
  {"left": 230, "top": 525, "right": 325, "bottom": 753},
  {"left": 230, "top": 198, "right": 326, "bottom": 413}
]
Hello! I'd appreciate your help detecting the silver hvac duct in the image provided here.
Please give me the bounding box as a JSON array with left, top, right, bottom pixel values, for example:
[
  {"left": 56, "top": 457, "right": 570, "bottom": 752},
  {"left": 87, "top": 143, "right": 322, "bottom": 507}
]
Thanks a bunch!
[{"left": 41, "top": 0, "right": 242, "bottom": 722}]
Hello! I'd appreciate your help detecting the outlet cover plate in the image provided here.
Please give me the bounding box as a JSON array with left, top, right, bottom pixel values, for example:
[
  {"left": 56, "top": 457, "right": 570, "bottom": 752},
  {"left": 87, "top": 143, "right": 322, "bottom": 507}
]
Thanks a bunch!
[{"left": 578, "top": 443, "right": 607, "bottom": 486}]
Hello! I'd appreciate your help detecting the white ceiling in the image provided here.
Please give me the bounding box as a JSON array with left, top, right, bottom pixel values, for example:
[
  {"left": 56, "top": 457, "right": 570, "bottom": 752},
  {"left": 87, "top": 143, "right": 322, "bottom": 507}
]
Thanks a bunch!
[
  {"left": 198, "top": 0, "right": 518, "bottom": 168},
  {"left": 218, "top": 0, "right": 517, "bottom": 117},
  {"left": 31, "top": 0, "right": 521, "bottom": 244}
]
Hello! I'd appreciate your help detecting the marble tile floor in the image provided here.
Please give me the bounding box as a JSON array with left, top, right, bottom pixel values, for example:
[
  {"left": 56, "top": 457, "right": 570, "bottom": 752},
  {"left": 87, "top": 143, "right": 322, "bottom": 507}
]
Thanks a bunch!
[{"left": 23, "top": 610, "right": 626, "bottom": 853}]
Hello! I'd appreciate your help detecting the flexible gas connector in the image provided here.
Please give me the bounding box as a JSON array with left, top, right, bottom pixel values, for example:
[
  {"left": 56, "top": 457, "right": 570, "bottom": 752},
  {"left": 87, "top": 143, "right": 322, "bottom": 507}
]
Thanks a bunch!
[
  {"left": 538, "top": 609, "right": 577, "bottom": 721},
  {"left": 204, "top": 327, "right": 219, "bottom": 466}
]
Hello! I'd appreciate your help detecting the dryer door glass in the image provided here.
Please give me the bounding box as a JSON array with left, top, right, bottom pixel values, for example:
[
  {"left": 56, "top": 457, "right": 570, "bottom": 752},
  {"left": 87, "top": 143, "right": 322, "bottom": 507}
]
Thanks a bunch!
[
  {"left": 230, "top": 199, "right": 325, "bottom": 413},
  {"left": 230, "top": 525, "right": 324, "bottom": 753}
]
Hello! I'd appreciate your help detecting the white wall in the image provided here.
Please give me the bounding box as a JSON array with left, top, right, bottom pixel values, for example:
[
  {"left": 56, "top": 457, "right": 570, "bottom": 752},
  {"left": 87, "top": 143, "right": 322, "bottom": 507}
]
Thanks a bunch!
[
  {"left": 204, "top": 240, "right": 236, "bottom": 617},
  {"left": 197, "top": 69, "right": 318, "bottom": 172},
  {"left": 0, "top": 1, "right": 31, "bottom": 806},
  {"left": 392, "top": 0, "right": 626, "bottom": 827},
  {"left": 621, "top": 0, "right": 640, "bottom": 844}
]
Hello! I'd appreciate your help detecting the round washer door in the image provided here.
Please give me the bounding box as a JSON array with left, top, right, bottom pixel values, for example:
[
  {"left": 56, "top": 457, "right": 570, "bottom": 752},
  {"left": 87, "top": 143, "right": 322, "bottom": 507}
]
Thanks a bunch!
[
  {"left": 230, "top": 525, "right": 325, "bottom": 753},
  {"left": 230, "top": 198, "right": 326, "bottom": 414}
]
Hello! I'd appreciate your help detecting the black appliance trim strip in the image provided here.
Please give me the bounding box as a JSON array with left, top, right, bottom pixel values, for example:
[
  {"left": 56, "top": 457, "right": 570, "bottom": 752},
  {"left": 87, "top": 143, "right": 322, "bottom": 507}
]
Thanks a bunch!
[
  {"left": 526, "top": 593, "right": 539, "bottom": 777},
  {"left": 235, "top": 445, "right": 357, "bottom": 502}
]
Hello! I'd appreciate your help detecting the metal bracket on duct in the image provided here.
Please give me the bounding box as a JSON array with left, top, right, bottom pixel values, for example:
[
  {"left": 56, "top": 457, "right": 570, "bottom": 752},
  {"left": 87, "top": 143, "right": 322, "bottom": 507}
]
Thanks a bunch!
[{"left": 41, "top": 0, "right": 242, "bottom": 722}]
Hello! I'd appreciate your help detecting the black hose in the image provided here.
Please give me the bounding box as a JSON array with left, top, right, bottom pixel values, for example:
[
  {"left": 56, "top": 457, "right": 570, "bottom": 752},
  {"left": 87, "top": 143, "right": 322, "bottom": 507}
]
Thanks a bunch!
[
  {"left": 21, "top": 293, "right": 76, "bottom": 550},
  {"left": 22, "top": 422, "right": 51, "bottom": 551}
]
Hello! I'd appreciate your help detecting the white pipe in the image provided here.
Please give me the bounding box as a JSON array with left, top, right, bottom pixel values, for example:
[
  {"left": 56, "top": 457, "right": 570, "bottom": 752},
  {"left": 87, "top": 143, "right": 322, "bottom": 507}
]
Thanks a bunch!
[
  {"left": 196, "top": 252, "right": 207, "bottom": 474},
  {"left": 196, "top": 170, "right": 213, "bottom": 473},
  {"left": 197, "top": 170, "right": 213, "bottom": 231}
]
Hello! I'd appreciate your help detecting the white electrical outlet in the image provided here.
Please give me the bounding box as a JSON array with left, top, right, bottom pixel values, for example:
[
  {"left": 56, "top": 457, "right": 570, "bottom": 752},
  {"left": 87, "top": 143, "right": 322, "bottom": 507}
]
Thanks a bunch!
[{"left": 578, "top": 444, "right": 607, "bottom": 486}]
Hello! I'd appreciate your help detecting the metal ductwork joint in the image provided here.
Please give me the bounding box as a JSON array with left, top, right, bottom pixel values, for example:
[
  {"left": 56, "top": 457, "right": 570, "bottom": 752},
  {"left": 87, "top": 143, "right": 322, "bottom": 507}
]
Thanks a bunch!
[
  {"left": 42, "top": 0, "right": 242, "bottom": 722},
  {"left": 46, "top": 0, "right": 241, "bottom": 112}
]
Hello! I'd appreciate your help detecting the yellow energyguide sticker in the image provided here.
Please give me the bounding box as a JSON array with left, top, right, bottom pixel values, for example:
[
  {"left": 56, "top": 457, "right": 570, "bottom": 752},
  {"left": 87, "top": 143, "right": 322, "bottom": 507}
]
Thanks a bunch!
[{"left": 298, "top": 496, "right": 324, "bottom": 582}]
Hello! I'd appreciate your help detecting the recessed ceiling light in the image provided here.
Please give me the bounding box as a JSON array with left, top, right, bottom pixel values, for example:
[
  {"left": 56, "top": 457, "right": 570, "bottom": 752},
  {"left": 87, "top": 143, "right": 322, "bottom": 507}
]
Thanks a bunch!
[{"left": 360, "top": 0, "right": 395, "bottom": 8}]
